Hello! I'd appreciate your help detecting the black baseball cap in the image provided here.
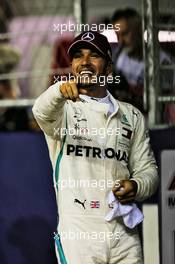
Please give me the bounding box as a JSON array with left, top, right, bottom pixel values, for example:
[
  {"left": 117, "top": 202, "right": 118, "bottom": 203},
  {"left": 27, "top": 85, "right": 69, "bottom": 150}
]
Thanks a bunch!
[{"left": 68, "top": 31, "right": 112, "bottom": 61}]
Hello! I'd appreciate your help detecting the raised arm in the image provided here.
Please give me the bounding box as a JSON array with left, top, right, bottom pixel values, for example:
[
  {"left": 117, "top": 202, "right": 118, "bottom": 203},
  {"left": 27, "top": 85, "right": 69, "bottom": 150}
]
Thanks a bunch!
[{"left": 32, "top": 82, "right": 66, "bottom": 139}]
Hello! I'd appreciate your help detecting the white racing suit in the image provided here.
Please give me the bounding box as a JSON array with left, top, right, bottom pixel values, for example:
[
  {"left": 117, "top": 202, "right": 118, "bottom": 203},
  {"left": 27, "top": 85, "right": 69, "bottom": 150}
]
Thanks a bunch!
[{"left": 33, "top": 82, "right": 158, "bottom": 264}]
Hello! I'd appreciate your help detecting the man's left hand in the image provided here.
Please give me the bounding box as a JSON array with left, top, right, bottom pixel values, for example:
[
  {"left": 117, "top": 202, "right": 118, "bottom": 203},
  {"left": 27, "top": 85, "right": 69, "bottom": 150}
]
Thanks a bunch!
[{"left": 112, "top": 180, "right": 138, "bottom": 204}]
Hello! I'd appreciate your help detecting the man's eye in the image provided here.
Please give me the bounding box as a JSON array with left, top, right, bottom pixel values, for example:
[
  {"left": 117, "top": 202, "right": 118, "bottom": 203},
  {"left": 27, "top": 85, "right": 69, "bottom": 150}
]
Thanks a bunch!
[
  {"left": 91, "top": 53, "right": 100, "bottom": 58},
  {"left": 73, "top": 53, "right": 82, "bottom": 58}
]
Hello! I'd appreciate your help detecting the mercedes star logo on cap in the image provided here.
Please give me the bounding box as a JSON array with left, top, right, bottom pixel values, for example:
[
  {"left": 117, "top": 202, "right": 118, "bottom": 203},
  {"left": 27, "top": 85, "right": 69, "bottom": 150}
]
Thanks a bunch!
[{"left": 81, "top": 32, "right": 95, "bottom": 41}]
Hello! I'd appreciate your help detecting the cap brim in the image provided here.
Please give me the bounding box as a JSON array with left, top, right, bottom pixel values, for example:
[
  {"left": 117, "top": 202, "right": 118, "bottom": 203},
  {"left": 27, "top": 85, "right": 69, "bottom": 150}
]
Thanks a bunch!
[{"left": 68, "top": 40, "right": 106, "bottom": 59}]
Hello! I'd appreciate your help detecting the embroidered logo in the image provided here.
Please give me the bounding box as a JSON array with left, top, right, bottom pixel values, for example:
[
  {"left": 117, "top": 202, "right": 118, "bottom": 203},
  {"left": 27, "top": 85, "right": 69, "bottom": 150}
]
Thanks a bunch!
[
  {"left": 90, "top": 201, "right": 100, "bottom": 208},
  {"left": 74, "top": 198, "right": 86, "bottom": 209},
  {"left": 121, "top": 114, "right": 130, "bottom": 126},
  {"left": 81, "top": 32, "right": 95, "bottom": 41}
]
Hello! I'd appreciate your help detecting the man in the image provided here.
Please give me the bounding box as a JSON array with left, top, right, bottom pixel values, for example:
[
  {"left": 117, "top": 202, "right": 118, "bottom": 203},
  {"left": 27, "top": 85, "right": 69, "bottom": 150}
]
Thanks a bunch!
[
  {"left": 33, "top": 31, "right": 158, "bottom": 264},
  {"left": 111, "top": 8, "right": 175, "bottom": 112},
  {"left": 111, "top": 8, "right": 143, "bottom": 86},
  {"left": 0, "top": 44, "right": 30, "bottom": 131}
]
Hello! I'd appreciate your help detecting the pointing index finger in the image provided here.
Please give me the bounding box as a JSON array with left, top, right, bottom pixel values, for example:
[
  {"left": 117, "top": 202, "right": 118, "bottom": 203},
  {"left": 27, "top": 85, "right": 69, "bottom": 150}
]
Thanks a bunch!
[{"left": 69, "top": 81, "right": 79, "bottom": 99}]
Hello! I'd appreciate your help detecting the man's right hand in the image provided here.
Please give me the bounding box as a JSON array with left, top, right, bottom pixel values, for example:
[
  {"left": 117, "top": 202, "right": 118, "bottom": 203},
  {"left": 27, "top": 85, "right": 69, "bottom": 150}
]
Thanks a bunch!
[
  {"left": 60, "top": 81, "right": 89, "bottom": 101},
  {"left": 60, "top": 81, "right": 80, "bottom": 101}
]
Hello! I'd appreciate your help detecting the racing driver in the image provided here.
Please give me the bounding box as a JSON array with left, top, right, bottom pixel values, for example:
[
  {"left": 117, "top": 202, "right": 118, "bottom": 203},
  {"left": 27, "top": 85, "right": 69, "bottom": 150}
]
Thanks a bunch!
[{"left": 33, "top": 31, "right": 158, "bottom": 264}]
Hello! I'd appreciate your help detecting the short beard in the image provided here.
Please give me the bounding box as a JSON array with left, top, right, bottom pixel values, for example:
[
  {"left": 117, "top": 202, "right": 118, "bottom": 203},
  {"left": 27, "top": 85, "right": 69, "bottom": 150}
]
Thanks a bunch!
[{"left": 77, "top": 82, "right": 95, "bottom": 89}]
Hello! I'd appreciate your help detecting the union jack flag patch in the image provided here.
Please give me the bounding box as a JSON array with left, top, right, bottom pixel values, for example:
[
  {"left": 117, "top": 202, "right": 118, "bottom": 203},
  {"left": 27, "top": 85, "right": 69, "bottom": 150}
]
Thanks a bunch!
[{"left": 90, "top": 201, "right": 100, "bottom": 208}]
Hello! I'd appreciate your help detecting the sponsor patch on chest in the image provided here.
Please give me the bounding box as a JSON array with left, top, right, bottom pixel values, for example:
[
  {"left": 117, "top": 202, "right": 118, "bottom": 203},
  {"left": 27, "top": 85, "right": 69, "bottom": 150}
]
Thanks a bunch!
[{"left": 66, "top": 144, "right": 128, "bottom": 162}]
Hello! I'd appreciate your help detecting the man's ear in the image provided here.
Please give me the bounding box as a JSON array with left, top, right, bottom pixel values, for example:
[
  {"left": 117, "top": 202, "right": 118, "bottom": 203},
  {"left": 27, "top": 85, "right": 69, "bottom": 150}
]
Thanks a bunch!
[{"left": 106, "top": 61, "right": 113, "bottom": 75}]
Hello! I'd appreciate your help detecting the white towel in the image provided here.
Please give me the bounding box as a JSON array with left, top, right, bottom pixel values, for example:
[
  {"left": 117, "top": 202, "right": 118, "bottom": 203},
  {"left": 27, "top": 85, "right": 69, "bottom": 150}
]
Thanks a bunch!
[{"left": 105, "top": 191, "right": 144, "bottom": 229}]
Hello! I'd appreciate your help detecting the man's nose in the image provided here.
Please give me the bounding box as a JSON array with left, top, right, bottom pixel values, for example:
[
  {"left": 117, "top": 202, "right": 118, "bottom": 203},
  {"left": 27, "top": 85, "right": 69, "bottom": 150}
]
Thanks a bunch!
[{"left": 81, "top": 55, "right": 91, "bottom": 65}]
